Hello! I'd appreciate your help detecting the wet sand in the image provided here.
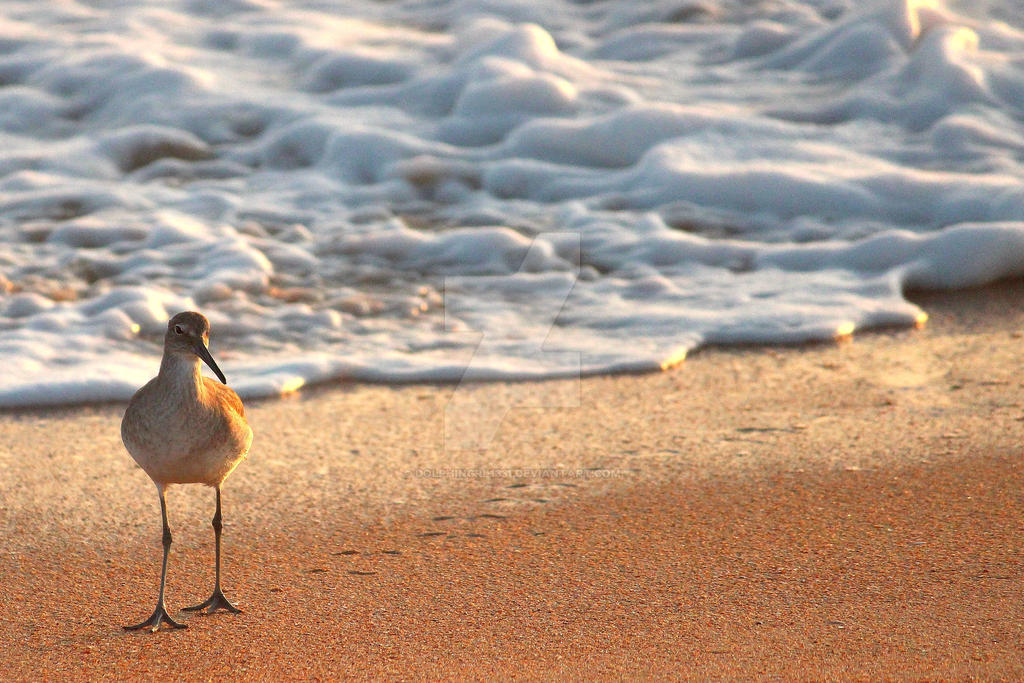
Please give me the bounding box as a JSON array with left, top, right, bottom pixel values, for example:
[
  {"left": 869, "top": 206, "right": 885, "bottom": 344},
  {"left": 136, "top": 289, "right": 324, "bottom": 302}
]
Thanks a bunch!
[{"left": 1, "top": 282, "right": 1023, "bottom": 680}]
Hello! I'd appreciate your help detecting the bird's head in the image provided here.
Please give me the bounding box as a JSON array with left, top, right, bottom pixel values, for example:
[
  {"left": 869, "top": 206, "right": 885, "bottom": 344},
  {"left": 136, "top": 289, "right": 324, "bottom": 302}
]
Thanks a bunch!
[{"left": 164, "top": 311, "right": 228, "bottom": 384}]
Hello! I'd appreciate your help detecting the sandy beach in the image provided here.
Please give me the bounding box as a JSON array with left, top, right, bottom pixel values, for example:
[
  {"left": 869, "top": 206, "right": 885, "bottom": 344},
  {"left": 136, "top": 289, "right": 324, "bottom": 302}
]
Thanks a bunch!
[{"left": 2, "top": 282, "right": 1024, "bottom": 680}]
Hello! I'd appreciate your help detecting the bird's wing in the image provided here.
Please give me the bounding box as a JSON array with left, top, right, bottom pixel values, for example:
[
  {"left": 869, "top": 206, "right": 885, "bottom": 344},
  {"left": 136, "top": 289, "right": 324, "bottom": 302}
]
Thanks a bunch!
[{"left": 204, "top": 377, "right": 246, "bottom": 417}]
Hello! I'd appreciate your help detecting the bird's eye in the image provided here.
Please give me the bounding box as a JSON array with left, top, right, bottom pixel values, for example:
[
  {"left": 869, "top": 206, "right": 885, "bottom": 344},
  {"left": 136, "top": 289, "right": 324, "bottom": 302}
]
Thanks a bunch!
[{"left": 174, "top": 325, "right": 184, "bottom": 335}]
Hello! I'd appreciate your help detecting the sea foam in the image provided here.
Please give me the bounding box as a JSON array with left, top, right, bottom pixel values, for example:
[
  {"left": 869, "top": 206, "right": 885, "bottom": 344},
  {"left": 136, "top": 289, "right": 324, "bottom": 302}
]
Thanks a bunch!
[{"left": 2, "top": 0, "right": 1024, "bottom": 406}]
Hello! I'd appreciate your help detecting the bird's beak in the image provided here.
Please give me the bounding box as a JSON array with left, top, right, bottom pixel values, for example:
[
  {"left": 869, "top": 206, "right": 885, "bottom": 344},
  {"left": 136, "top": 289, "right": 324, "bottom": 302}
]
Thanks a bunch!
[{"left": 193, "top": 338, "right": 228, "bottom": 384}]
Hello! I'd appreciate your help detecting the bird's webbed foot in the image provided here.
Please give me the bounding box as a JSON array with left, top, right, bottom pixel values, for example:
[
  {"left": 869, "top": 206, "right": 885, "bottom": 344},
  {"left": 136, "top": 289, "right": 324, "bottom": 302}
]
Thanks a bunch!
[
  {"left": 123, "top": 602, "right": 187, "bottom": 632},
  {"left": 182, "top": 587, "right": 242, "bottom": 615}
]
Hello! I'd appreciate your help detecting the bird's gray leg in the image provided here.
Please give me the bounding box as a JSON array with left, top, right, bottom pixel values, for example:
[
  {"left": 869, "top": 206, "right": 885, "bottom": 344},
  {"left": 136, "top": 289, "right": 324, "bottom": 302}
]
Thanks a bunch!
[
  {"left": 183, "top": 486, "right": 242, "bottom": 614},
  {"left": 124, "top": 488, "right": 187, "bottom": 632}
]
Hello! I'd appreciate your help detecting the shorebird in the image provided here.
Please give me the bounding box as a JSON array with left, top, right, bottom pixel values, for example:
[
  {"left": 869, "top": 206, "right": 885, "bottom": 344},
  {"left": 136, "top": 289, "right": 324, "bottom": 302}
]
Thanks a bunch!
[{"left": 121, "top": 311, "right": 253, "bottom": 632}]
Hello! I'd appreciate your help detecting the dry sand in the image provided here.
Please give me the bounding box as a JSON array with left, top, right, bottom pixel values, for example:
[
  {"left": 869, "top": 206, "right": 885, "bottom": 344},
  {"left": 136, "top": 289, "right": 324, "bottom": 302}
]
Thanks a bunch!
[{"left": 2, "top": 282, "right": 1024, "bottom": 680}]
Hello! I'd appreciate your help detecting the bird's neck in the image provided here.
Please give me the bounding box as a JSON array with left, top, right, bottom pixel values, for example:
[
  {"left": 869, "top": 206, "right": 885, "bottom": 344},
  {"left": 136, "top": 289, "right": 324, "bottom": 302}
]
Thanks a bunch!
[{"left": 157, "top": 352, "right": 205, "bottom": 400}]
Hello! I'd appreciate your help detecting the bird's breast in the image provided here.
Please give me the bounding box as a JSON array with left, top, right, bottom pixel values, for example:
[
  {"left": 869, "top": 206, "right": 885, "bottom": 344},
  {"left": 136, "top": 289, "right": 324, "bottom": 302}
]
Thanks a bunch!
[{"left": 121, "top": 379, "right": 252, "bottom": 486}]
